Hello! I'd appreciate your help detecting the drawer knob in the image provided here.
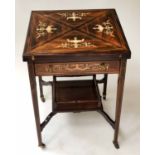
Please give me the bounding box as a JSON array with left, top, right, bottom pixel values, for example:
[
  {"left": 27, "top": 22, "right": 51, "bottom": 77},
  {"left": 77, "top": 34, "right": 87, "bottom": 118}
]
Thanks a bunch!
[{"left": 100, "top": 63, "right": 109, "bottom": 71}]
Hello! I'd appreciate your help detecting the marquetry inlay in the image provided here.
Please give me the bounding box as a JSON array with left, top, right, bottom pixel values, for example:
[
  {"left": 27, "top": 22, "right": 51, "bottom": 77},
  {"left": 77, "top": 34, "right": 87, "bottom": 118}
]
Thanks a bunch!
[
  {"left": 34, "top": 61, "right": 121, "bottom": 76},
  {"left": 45, "top": 63, "right": 109, "bottom": 73},
  {"left": 56, "top": 12, "right": 89, "bottom": 22},
  {"left": 23, "top": 9, "right": 131, "bottom": 149},
  {"left": 93, "top": 19, "right": 115, "bottom": 37},
  {"left": 36, "top": 21, "right": 57, "bottom": 39},
  {"left": 23, "top": 10, "right": 130, "bottom": 56},
  {"left": 58, "top": 37, "right": 96, "bottom": 48}
]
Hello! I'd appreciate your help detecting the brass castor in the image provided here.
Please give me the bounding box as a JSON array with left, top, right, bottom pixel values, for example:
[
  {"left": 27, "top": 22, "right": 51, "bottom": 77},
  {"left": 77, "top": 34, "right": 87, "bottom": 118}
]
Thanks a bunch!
[
  {"left": 103, "top": 94, "right": 106, "bottom": 100},
  {"left": 41, "top": 96, "right": 45, "bottom": 102},
  {"left": 113, "top": 141, "right": 120, "bottom": 149},
  {"left": 39, "top": 143, "right": 46, "bottom": 148}
]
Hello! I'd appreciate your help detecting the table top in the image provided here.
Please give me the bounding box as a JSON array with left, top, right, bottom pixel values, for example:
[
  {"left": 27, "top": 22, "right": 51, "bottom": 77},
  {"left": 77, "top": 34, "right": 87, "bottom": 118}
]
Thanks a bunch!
[{"left": 23, "top": 9, "right": 131, "bottom": 62}]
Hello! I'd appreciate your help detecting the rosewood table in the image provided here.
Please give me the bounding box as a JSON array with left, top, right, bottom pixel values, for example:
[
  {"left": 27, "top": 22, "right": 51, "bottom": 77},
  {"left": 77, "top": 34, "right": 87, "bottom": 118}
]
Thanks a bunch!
[{"left": 23, "top": 9, "right": 131, "bottom": 149}]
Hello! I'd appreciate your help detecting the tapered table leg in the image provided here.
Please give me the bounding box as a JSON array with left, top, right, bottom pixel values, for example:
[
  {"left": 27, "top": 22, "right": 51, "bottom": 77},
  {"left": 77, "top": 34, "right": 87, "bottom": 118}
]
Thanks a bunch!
[
  {"left": 113, "top": 59, "right": 127, "bottom": 149},
  {"left": 39, "top": 76, "right": 45, "bottom": 102},
  {"left": 28, "top": 62, "right": 45, "bottom": 147},
  {"left": 103, "top": 74, "right": 108, "bottom": 100}
]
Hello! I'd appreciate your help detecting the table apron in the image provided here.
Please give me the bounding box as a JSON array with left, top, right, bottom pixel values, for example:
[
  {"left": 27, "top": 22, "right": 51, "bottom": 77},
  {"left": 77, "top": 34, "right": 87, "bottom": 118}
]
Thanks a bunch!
[{"left": 34, "top": 61, "right": 120, "bottom": 76}]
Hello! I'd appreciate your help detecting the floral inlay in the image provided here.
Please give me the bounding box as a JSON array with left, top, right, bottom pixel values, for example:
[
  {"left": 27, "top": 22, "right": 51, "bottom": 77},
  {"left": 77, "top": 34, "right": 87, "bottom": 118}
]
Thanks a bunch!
[
  {"left": 36, "top": 21, "right": 57, "bottom": 39},
  {"left": 58, "top": 37, "right": 96, "bottom": 48},
  {"left": 57, "top": 12, "right": 89, "bottom": 22},
  {"left": 93, "top": 19, "right": 115, "bottom": 37}
]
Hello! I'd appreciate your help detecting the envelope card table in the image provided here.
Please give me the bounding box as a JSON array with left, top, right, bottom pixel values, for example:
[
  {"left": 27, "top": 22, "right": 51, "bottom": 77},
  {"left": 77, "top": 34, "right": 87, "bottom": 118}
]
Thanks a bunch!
[{"left": 23, "top": 9, "right": 131, "bottom": 149}]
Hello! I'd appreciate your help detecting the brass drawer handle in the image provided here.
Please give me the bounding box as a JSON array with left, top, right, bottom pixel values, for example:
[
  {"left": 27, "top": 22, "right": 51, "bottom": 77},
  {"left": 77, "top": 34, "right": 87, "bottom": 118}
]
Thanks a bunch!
[{"left": 100, "top": 63, "right": 109, "bottom": 71}]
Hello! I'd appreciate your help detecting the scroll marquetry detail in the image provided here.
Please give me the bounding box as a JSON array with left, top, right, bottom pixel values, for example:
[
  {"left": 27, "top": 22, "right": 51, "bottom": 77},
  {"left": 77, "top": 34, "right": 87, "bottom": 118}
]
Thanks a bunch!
[
  {"left": 93, "top": 19, "right": 115, "bottom": 37},
  {"left": 45, "top": 63, "right": 109, "bottom": 72},
  {"left": 35, "top": 61, "right": 120, "bottom": 76},
  {"left": 36, "top": 21, "right": 57, "bottom": 39},
  {"left": 56, "top": 12, "right": 89, "bottom": 22},
  {"left": 57, "top": 37, "right": 96, "bottom": 48}
]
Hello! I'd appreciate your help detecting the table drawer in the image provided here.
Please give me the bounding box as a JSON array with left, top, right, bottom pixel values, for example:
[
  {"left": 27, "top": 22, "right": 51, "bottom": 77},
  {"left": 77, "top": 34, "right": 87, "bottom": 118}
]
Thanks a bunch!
[{"left": 35, "top": 61, "right": 120, "bottom": 76}]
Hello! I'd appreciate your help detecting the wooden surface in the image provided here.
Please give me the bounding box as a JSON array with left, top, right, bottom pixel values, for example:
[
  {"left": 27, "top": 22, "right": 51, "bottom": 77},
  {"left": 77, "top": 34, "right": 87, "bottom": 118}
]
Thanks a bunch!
[
  {"left": 35, "top": 61, "right": 119, "bottom": 76},
  {"left": 54, "top": 80, "right": 101, "bottom": 112},
  {"left": 23, "top": 9, "right": 131, "bottom": 149},
  {"left": 23, "top": 9, "right": 131, "bottom": 61}
]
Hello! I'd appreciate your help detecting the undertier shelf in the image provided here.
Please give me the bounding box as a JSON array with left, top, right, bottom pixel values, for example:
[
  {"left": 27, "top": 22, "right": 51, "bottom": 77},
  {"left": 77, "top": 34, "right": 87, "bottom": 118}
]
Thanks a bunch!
[{"left": 53, "top": 80, "right": 102, "bottom": 112}]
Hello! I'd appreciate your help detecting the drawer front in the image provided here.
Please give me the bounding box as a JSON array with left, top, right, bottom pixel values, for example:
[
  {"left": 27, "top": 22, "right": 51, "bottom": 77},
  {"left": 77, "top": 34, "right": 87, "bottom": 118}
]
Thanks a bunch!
[{"left": 35, "top": 61, "right": 120, "bottom": 76}]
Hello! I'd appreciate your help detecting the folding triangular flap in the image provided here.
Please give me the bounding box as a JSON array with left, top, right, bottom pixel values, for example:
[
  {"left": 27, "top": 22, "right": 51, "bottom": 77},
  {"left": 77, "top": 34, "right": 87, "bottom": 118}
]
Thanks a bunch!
[
  {"left": 78, "top": 13, "right": 123, "bottom": 48},
  {"left": 31, "top": 30, "right": 119, "bottom": 54},
  {"left": 30, "top": 13, "right": 72, "bottom": 49},
  {"left": 49, "top": 10, "right": 106, "bottom": 27}
]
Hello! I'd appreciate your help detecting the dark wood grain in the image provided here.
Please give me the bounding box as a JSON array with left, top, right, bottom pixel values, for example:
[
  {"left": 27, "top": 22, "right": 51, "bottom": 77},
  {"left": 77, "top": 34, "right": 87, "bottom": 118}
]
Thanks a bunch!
[
  {"left": 38, "top": 76, "right": 45, "bottom": 102},
  {"left": 113, "top": 59, "right": 127, "bottom": 149},
  {"left": 23, "top": 9, "right": 131, "bottom": 62},
  {"left": 103, "top": 74, "right": 108, "bottom": 100},
  {"left": 27, "top": 62, "right": 45, "bottom": 147},
  {"left": 35, "top": 61, "right": 120, "bottom": 76},
  {"left": 23, "top": 9, "right": 131, "bottom": 149},
  {"left": 53, "top": 80, "right": 102, "bottom": 112}
]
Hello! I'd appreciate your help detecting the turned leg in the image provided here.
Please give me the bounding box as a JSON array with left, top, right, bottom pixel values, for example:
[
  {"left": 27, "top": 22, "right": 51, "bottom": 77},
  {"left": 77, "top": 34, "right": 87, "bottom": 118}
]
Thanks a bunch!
[
  {"left": 113, "top": 60, "right": 127, "bottom": 149},
  {"left": 39, "top": 76, "right": 45, "bottom": 102},
  {"left": 28, "top": 62, "right": 45, "bottom": 147},
  {"left": 103, "top": 74, "right": 108, "bottom": 100}
]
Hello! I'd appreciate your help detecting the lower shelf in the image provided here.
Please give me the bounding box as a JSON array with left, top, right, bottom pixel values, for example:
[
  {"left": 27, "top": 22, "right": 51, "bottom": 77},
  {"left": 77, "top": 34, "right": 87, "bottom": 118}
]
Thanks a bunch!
[{"left": 53, "top": 80, "right": 102, "bottom": 112}]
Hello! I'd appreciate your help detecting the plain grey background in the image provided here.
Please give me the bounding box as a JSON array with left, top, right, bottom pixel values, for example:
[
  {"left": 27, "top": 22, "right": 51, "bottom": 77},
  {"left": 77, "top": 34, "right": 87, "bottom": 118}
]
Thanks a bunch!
[{"left": 16, "top": 0, "right": 139, "bottom": 155}]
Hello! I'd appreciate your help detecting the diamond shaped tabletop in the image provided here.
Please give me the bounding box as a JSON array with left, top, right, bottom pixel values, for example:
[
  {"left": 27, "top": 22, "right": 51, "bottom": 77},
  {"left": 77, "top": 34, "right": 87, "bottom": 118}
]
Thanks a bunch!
[{"left": 23, "top": 9, "right": 131, "bottom": 61}]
